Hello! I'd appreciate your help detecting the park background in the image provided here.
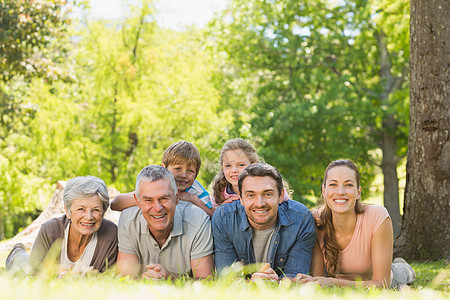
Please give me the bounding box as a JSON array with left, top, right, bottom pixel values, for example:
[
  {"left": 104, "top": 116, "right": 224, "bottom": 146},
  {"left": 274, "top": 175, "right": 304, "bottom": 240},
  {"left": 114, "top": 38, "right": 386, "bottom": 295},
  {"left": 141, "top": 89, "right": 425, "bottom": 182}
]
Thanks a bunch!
[
  {"left": 0, "top": 0, "right": 410, "bottom": 242},
  {"left": 0, "top": 0, "right": 448, "bottom": 297}
]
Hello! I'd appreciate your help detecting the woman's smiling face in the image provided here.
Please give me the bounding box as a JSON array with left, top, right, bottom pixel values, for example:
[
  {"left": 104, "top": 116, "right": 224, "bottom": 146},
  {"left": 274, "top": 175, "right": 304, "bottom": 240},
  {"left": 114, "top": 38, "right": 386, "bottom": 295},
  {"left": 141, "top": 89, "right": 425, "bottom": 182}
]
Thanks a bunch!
[
  {"left": 323, "top": 166, "right": 361, "bottom": 215},
  {"left": 67, "top": 195, "right": 104, "bottom": 237}
]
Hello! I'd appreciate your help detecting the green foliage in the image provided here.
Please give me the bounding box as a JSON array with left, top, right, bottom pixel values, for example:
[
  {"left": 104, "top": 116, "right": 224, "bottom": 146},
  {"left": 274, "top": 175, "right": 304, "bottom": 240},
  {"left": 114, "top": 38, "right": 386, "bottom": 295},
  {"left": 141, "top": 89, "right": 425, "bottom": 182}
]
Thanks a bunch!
[
  {"left": 207, "top": 0, "right": 409, "bottom": 200},
  {"left": 0, "top": 0, "right": 72, "bottom": 239},
  {"left": 0, "top": 0, "right": 71, "bottom": 81},
  {"left": 0, "top": 0, "right": 412, "bottom": 238},
  {"left": 65, "top": 11, "right": 230, "bottom": 191},
  {"left": 1, "top": 1, "right": 231, "bottom": 240}
]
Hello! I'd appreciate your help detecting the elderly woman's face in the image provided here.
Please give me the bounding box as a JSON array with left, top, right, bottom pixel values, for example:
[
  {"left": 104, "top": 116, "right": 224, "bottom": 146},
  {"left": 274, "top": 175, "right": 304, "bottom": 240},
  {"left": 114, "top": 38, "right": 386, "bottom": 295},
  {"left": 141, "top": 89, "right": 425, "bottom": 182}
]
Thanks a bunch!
[{"left": 67, "top": 195, "right": 104, "bottom": 237}]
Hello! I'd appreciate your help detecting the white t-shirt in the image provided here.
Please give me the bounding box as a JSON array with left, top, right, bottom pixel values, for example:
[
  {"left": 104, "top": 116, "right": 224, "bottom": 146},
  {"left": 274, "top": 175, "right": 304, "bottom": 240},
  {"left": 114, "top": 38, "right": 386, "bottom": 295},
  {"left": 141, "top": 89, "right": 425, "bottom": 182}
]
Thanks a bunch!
[{"left": 60, "top": 223, "right": 98, "bottom": 274}]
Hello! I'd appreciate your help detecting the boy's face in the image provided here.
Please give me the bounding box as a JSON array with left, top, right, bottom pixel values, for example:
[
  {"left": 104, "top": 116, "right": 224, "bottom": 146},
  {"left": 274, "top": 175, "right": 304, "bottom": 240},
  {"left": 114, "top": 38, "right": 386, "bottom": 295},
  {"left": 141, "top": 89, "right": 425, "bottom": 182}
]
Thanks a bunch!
[{"left": 162, "top": 163, "right": 197, "bottom": 191}]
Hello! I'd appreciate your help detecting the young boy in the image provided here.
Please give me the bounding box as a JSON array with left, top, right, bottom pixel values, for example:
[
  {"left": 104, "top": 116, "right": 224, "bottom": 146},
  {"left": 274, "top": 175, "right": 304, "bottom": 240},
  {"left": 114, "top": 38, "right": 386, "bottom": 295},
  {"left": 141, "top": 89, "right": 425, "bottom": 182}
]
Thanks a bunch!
[{"left": 111, "top": 141, "right": 213, "bottom": 217}]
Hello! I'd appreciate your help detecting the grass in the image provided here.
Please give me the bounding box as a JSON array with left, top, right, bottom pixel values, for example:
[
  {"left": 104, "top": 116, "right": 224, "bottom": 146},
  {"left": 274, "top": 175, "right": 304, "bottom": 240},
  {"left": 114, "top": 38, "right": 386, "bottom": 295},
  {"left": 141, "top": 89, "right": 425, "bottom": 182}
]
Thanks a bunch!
[
  {"left": 411, "top": 260, "right": 449, "bottom": 291},
  {"left": 0, "top": 256, "right": 448, "bottom": 300}
]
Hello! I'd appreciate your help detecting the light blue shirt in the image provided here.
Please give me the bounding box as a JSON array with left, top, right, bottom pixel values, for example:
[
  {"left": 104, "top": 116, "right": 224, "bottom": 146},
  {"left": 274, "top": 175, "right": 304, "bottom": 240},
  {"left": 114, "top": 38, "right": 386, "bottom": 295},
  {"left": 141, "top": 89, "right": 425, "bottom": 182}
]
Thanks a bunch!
[{"left": 186, "top": 180, "right": 212, "bottom": 208}]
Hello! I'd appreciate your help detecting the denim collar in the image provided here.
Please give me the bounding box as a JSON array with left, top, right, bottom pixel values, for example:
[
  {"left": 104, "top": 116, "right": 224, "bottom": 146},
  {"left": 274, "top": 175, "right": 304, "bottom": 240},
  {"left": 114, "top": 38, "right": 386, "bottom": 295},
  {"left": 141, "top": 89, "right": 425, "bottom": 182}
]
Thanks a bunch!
[{"left": 237, "top": 201, "right": 294, "bottom": 232}]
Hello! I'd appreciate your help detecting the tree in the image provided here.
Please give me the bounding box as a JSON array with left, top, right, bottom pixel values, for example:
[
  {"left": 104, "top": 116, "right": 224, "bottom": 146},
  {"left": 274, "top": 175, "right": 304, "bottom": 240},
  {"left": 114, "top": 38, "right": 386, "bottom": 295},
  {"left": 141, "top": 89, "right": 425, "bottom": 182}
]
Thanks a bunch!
[
  {"left": 208, "top": 0, "right": 409, "bottom": 218},
  {"left": 394, "top": 0, "right": 449, "bottom": 260},
  {"left": 68, "top": 3, "right": 229, "bottom": 191},
  {"left": 0, "top": 0, "right": 71, "bottom": 240}
]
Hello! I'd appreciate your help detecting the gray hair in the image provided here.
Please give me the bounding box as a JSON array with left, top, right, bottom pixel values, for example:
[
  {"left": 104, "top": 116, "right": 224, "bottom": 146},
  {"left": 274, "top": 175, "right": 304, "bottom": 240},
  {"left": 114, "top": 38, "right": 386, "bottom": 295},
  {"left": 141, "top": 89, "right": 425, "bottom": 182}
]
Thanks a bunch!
[
  {"left": 135, "top": 165, "right": 178, "bottom": 199},
  {"left": 63, "top": 176, "right": 110, "bottom": 217}
]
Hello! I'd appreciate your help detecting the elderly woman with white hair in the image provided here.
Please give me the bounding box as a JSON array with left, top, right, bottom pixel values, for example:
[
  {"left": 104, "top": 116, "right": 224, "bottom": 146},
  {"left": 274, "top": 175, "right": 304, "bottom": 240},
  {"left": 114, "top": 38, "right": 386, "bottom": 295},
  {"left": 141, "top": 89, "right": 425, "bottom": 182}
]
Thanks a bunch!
[{"left": 6, "top": 176, "right": 118, "bottom": 274}]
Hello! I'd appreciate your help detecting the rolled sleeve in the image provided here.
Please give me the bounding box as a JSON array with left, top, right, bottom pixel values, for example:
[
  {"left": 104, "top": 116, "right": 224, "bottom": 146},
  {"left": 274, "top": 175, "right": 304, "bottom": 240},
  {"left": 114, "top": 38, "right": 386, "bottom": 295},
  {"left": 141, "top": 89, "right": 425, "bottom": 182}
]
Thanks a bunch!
[
  {"left": 282, "top": 210, "right": 316, "bottom": 277},
  {"left": 212, "top": 207, "right": 240, "bottom": 274}
]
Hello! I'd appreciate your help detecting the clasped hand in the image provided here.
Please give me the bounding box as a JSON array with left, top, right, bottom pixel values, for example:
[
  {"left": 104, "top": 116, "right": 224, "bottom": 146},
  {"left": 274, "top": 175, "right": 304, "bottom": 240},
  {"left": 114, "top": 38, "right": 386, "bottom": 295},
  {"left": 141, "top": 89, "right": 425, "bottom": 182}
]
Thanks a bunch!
[
  {"left": 250, "top": 263, "right": 279, "bottom": 283},
  {"left": 142, "top": 263, "right": 169, "bottom": 280}
]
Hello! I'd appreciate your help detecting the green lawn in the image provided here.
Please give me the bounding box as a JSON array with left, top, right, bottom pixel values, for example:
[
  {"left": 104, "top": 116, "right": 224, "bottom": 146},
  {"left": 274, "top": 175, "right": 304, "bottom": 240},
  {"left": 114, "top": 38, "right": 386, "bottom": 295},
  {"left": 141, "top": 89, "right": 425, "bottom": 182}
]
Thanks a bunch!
[{"left": 0, "top": 259, "right": 448, "bottom": 299}]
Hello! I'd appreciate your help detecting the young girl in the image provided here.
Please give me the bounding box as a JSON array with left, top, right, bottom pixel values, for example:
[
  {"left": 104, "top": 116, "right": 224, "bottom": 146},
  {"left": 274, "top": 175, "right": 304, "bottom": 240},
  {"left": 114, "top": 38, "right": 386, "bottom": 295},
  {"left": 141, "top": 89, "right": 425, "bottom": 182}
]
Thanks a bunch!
[
  {"left": 296, "top": 159, "right": 415, "bottom": 288},
  {"left": 210, "top": 138, "right": 289, "bottom": 207}
]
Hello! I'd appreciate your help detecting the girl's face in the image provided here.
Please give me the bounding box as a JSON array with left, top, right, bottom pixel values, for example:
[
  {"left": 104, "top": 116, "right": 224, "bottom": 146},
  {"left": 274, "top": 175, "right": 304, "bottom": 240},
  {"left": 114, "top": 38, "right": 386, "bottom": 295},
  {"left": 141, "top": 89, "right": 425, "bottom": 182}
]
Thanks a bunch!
[
  {"left": 222, "top": 149, "right": 252, "bottom": 188},
  {"left": 322, "top": 166, "right": 361, "bottom": 215}
]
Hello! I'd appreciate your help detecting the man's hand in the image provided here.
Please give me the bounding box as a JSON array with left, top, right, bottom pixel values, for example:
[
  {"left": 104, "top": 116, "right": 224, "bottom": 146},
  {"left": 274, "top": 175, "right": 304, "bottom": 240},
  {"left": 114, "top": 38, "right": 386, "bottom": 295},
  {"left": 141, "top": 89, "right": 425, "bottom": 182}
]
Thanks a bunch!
[
  {"left": 250, "top": 263, "right": 279, "bottom": 283},
  {"left": 142, "top": 263, "right": 170, "bottom": 280}
]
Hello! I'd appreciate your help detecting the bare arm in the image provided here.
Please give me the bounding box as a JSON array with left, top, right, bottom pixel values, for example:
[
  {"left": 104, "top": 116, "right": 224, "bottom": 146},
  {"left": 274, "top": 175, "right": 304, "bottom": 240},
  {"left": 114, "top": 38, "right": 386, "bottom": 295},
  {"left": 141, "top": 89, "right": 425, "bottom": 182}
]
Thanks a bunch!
[
  {"left": 110, "top": 192, "right": 137, "bottom": 211},
  {"left": 298, "top": 218, "right": 393, "bottom": 288},
  {"left": 310, "top": 240, "right": 325, "bottom": 276},
  {"left": 117, "top": 251, "right": 140, "bottom": 278},
  {"left": 367, "top": 217, "right": 393, "bottom": 287},
  {"left": 179, "top": 191, "right": 214, "bottom": 218},
  {"left": 191, "top": 254, "right": 214, "bottom": 279}
]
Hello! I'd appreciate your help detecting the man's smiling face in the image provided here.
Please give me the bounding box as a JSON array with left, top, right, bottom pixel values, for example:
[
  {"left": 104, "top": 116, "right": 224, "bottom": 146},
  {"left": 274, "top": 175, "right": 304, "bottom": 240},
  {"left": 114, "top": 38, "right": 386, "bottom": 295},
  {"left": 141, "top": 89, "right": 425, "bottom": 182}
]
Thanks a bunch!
[
  {"left": 240, "top": 176, "right": 283, "bottom": 231},
  {"left": 137, "top": 178, "right": 179, "bottom": 239}
]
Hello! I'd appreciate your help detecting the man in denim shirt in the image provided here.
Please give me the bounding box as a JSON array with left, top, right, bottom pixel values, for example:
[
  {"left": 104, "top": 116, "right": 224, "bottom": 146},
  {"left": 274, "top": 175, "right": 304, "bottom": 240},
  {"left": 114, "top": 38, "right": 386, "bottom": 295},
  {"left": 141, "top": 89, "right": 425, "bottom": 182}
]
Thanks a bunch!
[{"left": 212, "top": 163, "right": 316, "bottom": 281}]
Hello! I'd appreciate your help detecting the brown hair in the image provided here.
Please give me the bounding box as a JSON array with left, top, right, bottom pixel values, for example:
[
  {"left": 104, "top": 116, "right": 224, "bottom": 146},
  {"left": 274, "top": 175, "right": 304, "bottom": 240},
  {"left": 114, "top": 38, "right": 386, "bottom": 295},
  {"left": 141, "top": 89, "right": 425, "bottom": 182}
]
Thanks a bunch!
[
  {"left": 211, "top": 138, "right": 260, "bottom": 204},
  {"left": 238, "top": 163, "right": 283, "bottom": 196},
  {"left": 314, "top": 159, "right": 366, "bottom": 277},
  {"left": 162, "top": 141, "right": 201, "bottom": 177}
]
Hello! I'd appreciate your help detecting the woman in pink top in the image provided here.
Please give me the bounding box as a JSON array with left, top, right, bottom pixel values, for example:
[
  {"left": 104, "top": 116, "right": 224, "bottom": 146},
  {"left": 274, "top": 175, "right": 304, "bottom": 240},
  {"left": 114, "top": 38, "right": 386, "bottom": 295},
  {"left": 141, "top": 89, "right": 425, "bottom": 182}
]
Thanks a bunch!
[{"left": 296, "top": 159, "right": 414, "bottom": 288}]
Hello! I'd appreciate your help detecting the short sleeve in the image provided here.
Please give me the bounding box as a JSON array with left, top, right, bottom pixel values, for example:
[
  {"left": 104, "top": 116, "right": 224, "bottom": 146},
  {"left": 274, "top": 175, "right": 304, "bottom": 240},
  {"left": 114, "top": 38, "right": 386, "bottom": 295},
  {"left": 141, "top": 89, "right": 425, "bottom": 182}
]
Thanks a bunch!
[
  {"left": 190, "top": 215, "right": 214, "bottom": 260},
  {"left": 368, "top": 205, "right": 391, "bottom": 234},
  {"left": 117, "top": 210, "right": 137, "bottom": 255},
  {"left": 189, "top": 180, "right": 211, "bottom": 207}
]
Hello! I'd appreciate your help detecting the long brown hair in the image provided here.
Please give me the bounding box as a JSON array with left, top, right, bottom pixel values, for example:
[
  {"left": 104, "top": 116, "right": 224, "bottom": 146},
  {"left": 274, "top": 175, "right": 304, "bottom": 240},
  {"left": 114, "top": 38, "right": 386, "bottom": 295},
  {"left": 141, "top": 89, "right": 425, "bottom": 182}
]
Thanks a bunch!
[
  {"left": 314, "top": 159, "right": 366, "bottom": 277},
  {"left": 211, "top": 138, "right": 260, "bottom": 204}
]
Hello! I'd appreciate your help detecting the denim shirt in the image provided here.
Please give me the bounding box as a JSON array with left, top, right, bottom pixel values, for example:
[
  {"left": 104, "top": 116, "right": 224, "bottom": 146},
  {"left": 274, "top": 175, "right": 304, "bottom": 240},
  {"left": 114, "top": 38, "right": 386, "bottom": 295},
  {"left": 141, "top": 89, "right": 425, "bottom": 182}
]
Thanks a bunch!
[{"left": 212, "top": 199, "right": 316, "bottom": 278}]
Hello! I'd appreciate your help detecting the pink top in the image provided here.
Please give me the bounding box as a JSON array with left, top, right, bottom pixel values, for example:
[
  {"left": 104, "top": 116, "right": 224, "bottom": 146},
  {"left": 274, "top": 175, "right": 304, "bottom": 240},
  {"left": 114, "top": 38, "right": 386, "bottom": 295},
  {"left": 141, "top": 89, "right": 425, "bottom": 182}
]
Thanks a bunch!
[{"left": 316, "top": 205, "right": 390, "bottom": 280}]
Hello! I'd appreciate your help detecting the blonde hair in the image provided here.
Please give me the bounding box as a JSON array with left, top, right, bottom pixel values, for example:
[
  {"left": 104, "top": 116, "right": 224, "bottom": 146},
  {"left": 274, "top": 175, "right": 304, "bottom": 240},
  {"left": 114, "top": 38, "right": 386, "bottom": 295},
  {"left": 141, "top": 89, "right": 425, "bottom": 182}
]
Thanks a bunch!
[
  {"left": 314, "top": 159, "right": 366, "bottom": 277},
  {"left": 162, "top": 141, "right": 201, "bottom": 176},
  {"left": 211, "top": 139, "right": 259, "bottom": 204}
]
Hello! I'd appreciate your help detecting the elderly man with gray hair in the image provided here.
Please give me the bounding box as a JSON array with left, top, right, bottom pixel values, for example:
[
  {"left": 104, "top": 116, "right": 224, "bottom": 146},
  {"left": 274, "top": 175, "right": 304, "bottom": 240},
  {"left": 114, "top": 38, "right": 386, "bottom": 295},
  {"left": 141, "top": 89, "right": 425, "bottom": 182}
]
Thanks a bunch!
[
  {"left": 117, "top": 165, "right": 214, "bottom": 280},
  {"left": 5, "top": 175, "right": 118, "bottom": 275}
]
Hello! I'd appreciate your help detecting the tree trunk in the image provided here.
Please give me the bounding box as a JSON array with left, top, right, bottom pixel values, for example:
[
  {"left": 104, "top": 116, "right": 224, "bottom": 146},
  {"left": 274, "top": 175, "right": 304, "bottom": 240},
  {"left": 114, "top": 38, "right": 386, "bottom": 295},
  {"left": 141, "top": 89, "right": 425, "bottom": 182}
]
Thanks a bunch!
[
  {"left": 394, "top": 0, "right": 449, "bottom": 260},
  {"left": 381, "top": 114, "right": 401, "bottom": 237},
  {"left": 376, "top": 32, "right": 402, "bottom": 238}
]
